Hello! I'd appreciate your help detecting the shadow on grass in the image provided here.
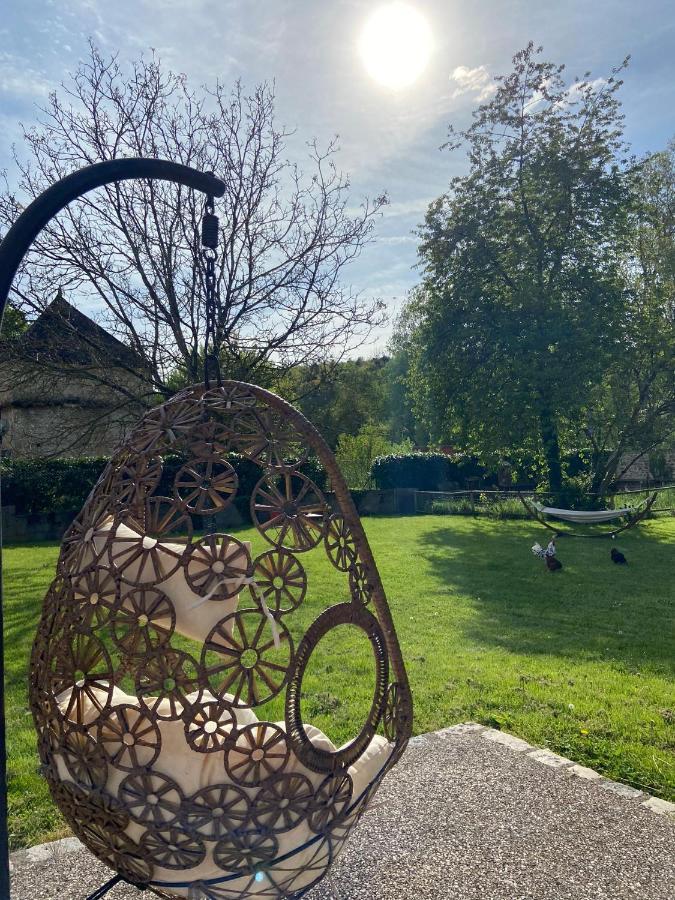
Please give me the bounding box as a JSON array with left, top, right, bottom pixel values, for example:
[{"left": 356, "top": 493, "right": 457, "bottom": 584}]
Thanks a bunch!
[{"left": 416, "top": 517, "right": 675, "bottom": 677}]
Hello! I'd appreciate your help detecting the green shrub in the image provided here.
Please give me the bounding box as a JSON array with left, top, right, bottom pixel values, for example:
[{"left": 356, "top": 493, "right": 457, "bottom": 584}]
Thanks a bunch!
[
  {"left": 429, "top": 497, "right": 476, "bottom": 515},
  {"left": 372, "top": 453, "right": 450, "bottom": 490},
  {"left": 485, "top": 497, "right": 528, "bottom": 519},
  {"left": 499, "top": 449, "right": 592, "bottom": 487},
  {"left": 615, "top": 486, "right": 675, "bottom": 517},
  {"left": 0, "top": 457, "right": 109, "bottom": 515},
  {"left": 648, "top": 450, "right": 672, "bottom": 483},
  {"left": 538, "top": 477, "right": 605, "bottom": 511},
  {"left": 428, "top": 494, "right": 528, "bottom": 518},
  {"left": 371, "top": 452, "right": 492, "bottom": 491},
  {"left": 1, "top": 452, "right": 327, "bottom": 517},
  {"left": 335, "top": 425, "right": 411, "bottom": 490}
]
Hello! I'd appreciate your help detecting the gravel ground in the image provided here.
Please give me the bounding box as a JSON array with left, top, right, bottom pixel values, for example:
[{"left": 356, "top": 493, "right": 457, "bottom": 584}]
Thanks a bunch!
[{"left": 10, "top": 726, "right": 675, "bottom": 900}]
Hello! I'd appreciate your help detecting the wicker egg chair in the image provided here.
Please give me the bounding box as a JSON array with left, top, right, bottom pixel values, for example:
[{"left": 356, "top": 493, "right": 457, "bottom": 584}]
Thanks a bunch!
[{"left": 29, "top": 381, "right": 412, "bottom": 899}]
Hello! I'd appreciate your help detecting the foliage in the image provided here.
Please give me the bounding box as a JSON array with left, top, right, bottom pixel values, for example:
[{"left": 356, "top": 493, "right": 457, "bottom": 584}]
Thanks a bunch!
[
  {"left": 535, "top": 477, "right": 588, "bottom": 510},
  {"left": 649, "top": 450, "right": 673, "bottom": 483},
  {"left": 428, "top": 495, "right": 528, "bottom": 519},
  {"left": 371, "top": 451, "right": 490, "bottom": 491},
  {"left": 485, "top": 496, "right": 530, "bottom": 519},
  {"left": 280, "top": 357, "right": 392, "bottom": 448},
  {"left": 372, "top": 452, "right": 451, "bottom": 491},
  {"left": 334, "top": 424, "right": 411, "bottom": 489},
  {"left": 399, "top": 44, "right": 633, "bottom": 492},
  {"left": 384, "top": 349, "right": 427, "bottom": 445},
  {"left": 0, "top": 453, "right": 326, "bottom": 517},
  {"left": 0, "top": 305, "right": 28, "bottom": 340},
  {"left": 616, "top": 486, "right": 675, "bottom": 516},
  {"left": 429, "top": 496, "right": 477, "bottom": 516},
  {"left": 165, "top": 348, "right": 282, "bottom": 394},
  {"left": 5, "top": 516, "right": 674, "bottom": 847},
  {"left": 580, "top": 142, "right": 675, "bottom": 493},
  {"left": 278, "top": 353, "right": 428, "bottom": 451},
  {"left": 0, "top": 457, "right": 109, "bottom": 515}
]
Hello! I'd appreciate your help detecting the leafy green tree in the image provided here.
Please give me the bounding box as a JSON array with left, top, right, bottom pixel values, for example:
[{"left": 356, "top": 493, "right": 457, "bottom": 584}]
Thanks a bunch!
[
  {"left": 582, "top": 142, "right": 675, "bottom": 491},
  {"left": 283, "top": 357, "right": 391, "bottom": 447},
  {"left": 382, "top": 349, "right": 427, "bottom": 445},
  {"left": 335, "top": 423, "right": 412, "bottom": 489},
  {"left": 400, "top": 44, "right": 632, "bottom": 492},
  {"left": 0, "top": 305, "right": 28, "bottom": 341}
]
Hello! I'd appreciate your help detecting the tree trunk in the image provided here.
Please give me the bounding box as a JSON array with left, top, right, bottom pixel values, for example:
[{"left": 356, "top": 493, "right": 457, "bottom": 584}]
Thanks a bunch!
[
  {"left": 589, "top": 452, "right": 618, "bottom": 497},
  {"left": 539, "top": 407, "right": 563, "bottom": 493}
]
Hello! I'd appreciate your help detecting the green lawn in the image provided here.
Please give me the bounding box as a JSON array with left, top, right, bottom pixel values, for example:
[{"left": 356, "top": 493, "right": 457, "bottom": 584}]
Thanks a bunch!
[{"left": 3, "top": 515, "right": 674, "bottom": 849}]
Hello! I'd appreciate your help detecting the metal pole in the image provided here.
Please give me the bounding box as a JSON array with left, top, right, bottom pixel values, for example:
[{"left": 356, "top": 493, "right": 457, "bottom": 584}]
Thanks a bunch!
[{"left": 0, "top": 157, "right": 225, "bottom": 898}]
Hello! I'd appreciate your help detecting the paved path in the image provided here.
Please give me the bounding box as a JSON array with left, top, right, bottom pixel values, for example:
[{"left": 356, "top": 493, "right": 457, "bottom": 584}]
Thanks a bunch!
[{"left": 10, "top": 725, "right": 675, "bottom": 899}]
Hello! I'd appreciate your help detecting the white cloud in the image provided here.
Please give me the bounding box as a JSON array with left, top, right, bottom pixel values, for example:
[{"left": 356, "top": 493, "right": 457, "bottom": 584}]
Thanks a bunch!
[
  {"left": 449, "top": 64, "right": 496, "bottom": 102},
  {"left": 0, "top": 72, "right": 50, "bottom": 99},
  {"left": 344, "top": 196, "right": 432, "bottom": 220},
  {"left": 543, "top": 77, "right": 608, "bottom": 111},
  {"left": 378, "top": 234, "right": 417, "bottom": 245},
  {"left": 382, "top": 197, "right": 433, "bottom": 218},
  {"left": 0, "top": 53, "right": 52, "bottom": 100},
  {"left": 565, "top": 77, "right": 607, "bottom": 103}
]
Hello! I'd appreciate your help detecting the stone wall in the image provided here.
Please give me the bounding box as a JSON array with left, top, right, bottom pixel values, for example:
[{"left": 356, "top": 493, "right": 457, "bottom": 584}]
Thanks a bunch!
[{"left": 0, "top": 362, "right": 147, "bottom": 458}]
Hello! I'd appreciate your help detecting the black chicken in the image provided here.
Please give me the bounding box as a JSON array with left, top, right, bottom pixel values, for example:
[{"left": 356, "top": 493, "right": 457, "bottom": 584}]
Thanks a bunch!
[
  {"left": 545, "top": 554, "right": 563, "bottom": 572},
  {"left": 532, "top": 539, "right": 563, "bottom": 572},
  {"left": 611, "top": 548, "right": 627, "bottom": 565}
]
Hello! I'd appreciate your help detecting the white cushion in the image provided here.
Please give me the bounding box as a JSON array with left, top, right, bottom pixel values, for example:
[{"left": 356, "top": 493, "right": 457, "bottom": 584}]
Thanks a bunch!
[
  {"left": 92, "top": 518, "right": 250, "bottom": 645},
  {"left": 56, "top": 682, "right": 391, "bottom": 895}
]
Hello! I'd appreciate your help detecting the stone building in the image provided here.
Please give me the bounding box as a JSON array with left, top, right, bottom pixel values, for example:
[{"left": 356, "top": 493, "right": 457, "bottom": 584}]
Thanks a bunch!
[
  {"left": 615, "top": 450, "right": 674, "bottom": 488},
  {"left": 0, "top": 293, "right": 149, "bottom": 458}
]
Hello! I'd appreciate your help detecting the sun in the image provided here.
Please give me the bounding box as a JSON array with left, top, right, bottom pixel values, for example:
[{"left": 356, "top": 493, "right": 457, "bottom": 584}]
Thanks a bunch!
[{"left": 358, "top": 3, "right": 433, "bottom": 90}]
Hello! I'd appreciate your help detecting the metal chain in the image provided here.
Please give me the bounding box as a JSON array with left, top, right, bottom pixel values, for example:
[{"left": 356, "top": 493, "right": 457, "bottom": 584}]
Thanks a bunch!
[{"left": 201, "top": 194, "right": 221, "bottom": 387}]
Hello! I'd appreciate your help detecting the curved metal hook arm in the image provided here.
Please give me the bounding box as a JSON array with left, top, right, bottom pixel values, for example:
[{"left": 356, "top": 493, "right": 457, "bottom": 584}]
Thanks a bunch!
[
  {"left": 0, "top": 157, "right": 225, "bottom": 315},
  {"left": 0, "top": 157, "right": 225, "bottom": 898}
]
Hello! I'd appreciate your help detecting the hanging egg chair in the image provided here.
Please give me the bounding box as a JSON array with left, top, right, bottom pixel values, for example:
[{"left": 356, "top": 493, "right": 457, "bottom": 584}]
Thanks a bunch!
[{"left": 29, "top": 381, "right": 412, "bottom": 899}]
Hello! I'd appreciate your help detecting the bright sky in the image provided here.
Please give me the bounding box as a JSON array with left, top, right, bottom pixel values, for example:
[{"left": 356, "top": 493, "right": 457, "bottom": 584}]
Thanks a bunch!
[{"left": 1, "top": 0, "right": 674, "bottom": 353}]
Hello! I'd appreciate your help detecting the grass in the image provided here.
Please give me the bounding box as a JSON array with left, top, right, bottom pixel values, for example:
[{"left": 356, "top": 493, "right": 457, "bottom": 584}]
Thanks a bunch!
[{"left": 3, "top": 515, "right": 674, "bottom": 849}]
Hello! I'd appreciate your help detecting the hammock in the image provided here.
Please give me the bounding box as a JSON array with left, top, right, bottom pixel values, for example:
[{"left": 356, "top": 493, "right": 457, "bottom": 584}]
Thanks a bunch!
[
  {"left": 532, "top": 503, "right": 637, "bottom": 523},
  {"left": 519, "top": 492, "right": 658, "bottom": 538}
]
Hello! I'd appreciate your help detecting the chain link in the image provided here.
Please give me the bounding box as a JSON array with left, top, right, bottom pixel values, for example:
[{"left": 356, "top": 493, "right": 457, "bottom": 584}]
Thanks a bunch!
[{"left": 201, "top": 195, "right": 221, "bottom": 387}]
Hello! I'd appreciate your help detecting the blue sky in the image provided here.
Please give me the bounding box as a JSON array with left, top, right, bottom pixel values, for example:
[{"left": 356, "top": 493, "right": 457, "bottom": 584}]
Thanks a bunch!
[{"left": 1, "top": 0, "right": 674, "bottom": 352}]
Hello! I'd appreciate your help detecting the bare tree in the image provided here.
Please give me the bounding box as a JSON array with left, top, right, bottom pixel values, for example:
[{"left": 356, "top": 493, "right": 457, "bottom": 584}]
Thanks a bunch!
[{"left": 0, "top": 44, "right": 386, "bottom": 406}]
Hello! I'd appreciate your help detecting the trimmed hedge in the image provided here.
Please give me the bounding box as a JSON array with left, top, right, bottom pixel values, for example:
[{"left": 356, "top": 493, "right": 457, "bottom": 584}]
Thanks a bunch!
[
  {"left": 370, "top": 452, "right": 493, "bottom": 491},
  {"left": 0, "top": 457, "right": 109, "bottom": 516},
  {"left": 371, "top": 453, "right": 450, "bottom": 491},
  {"left": 1, "top": 454, "right": 327, "bottom": 518},
  {"left": 371, "top": 450, "right": 595, "bottom": 492}
]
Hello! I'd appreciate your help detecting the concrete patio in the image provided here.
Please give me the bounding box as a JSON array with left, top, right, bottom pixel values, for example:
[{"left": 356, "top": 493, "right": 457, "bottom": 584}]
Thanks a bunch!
[{"left": 10, "top": 724, "right": 675, "bottom": 900}]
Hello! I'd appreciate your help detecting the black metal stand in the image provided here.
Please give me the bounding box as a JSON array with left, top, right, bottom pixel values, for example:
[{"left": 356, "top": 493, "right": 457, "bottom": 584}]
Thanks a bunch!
[
  {"left": 0, "top": 157, "right": 225, "bottom": 899},
  {"left": 85, "top": 873, "right": 125, "bottom": 899},
  {"left": 517, "top": 490, "right": 659, "bottom": 538}
]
